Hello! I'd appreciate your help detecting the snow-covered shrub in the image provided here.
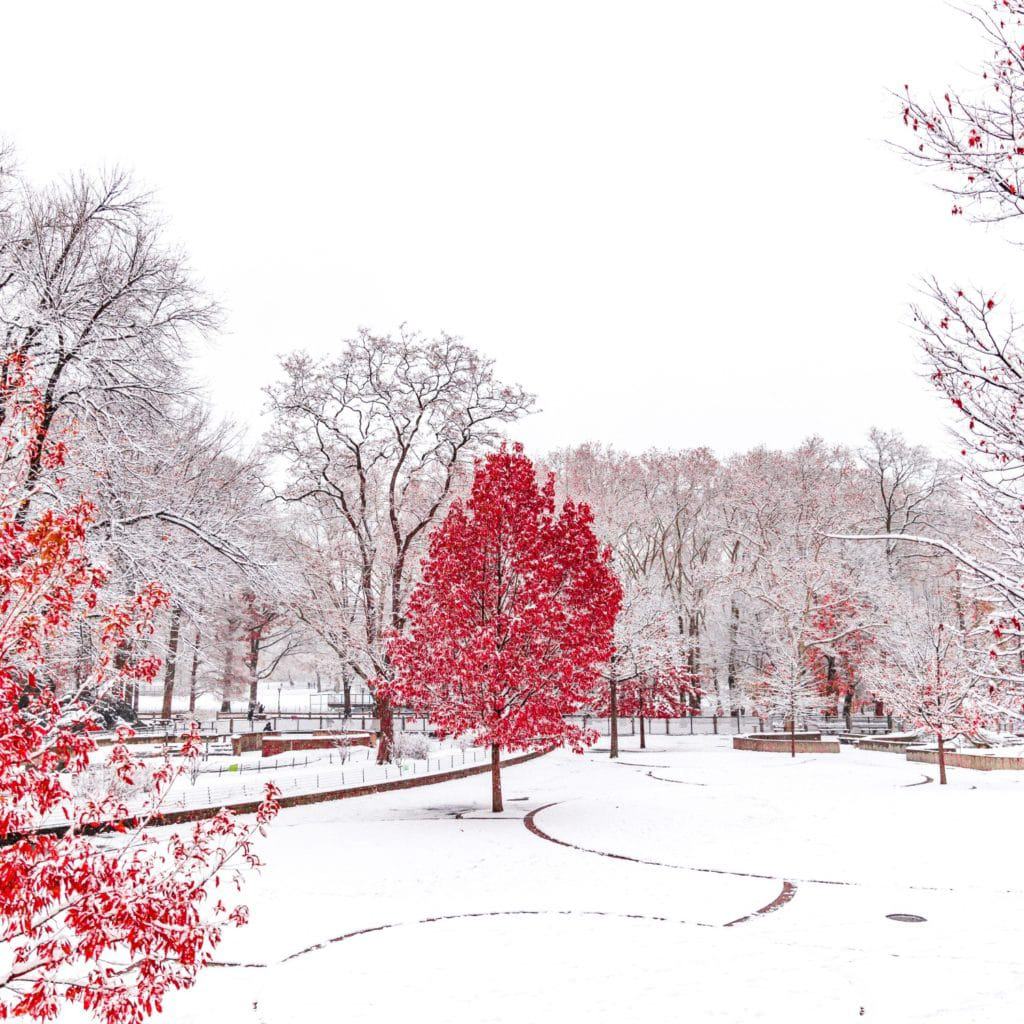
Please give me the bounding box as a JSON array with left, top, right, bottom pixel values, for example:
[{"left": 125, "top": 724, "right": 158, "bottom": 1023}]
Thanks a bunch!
[
  {"left": 456, "top": 731, "right": 480, "bottom": 753},
  {"left": 71, "top": 763, "right": 157, "bottom": 804},
  {"left": 393, "top": 731, "right": 431, "bottom": 760}
]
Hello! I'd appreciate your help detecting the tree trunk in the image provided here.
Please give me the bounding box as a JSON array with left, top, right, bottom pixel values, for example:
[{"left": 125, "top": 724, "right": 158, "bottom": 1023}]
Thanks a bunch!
[
  {"left": 609, "top": 680, "right": 619, "bottom": 759},
  {"left": 220, "top": 621, "right": 236, "bottom": 713},
  {"left": 726, "top": 600, "right": 739, "bottom": 696},
  {"left": 343, "top": 674, "right": 352, "bottom": 717},
  {"left": 188, "top": 626, "right": 200, "bottom": 714},
  {"left": 937, "top": 731, "right": 947, "bottom": 785},
  {"left": 376, "top": 695, "right": 395, "bottom": 764},
  {"left": 842, "top": 685, "right": 854, "bottom": 729},
  {"left": 639, "top": 711, "right": 646, "bottom": 749},
  {"left": 160, "top": 607, "right": 183, "bottom": 720},
  {"left": 113, "top": 640, "right": 135, "bottom": 712},
  {"left": 247, "top": 629, "right": 260, "bottom": 709},
  {"left": 687, "top": 612, "right": 702, "bottom": 712},
  {"left": 491, "top": 742, "right": 503, "bottom": 813},
  {"left": 791, "top": 697, "right": 796, "bottom": 758}
]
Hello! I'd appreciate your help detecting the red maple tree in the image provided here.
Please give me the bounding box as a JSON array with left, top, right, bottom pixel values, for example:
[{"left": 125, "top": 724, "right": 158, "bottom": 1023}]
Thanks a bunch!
[
  {"left": 0, "top": 357, "right": 278, "bottom": 1023},
  {"left": 804, "top": 593, "right": 873, "bottom": 718},
  {"left": 592, "top": 670, "right": 695, "bottom": 750},
  {"left": 385, "top": 444, "right": 622, "bottom": 811}
]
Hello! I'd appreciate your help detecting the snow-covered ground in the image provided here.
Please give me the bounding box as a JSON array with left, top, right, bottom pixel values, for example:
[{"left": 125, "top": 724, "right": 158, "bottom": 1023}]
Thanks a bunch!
[
  {"left": 52, "top": 737, "right": 488, "bottom": 824},
  {"left": 63, "top": 737, "right": 1024, "bottom": 1022}
]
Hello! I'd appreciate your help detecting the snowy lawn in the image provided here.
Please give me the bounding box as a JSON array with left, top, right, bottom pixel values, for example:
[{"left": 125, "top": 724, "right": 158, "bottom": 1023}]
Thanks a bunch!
[
  {"left": 63, "top": 737, "right": 1024, "bottom": 1023},
  {"left": 52, "top": 737, "right": 484, "bottom": 824}
]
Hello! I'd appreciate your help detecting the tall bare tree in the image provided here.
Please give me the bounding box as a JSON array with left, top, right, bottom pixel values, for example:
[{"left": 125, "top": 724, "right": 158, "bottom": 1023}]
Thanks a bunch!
[{"left": 265, "top": 328, "right": 533, "bottom": 760}]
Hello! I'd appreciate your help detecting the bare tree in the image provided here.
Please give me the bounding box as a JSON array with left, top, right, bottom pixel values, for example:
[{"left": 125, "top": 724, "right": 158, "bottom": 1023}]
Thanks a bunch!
[
  {"left": 265, "top": 328, "right": 533, "bottom": 760},
  {"left": 859, "top": 428, "right": 945, "bottom": 564},
  {"left": 0, "top": 168, "right": 218, "bottom": 519}
]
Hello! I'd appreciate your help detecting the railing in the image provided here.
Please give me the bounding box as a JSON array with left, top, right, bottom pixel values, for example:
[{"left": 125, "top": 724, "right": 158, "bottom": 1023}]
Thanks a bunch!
[
  {"left": 567, "top": 714, "right": 899, "bottom": 737},
  {"left": 116, "top": 712, "right": 901, "bottom": 747}
]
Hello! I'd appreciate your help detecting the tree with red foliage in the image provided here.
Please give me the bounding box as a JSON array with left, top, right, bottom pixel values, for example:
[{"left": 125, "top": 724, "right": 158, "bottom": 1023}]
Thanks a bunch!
[
  {"left": 0, "top": 358, "right": 278, "bottom": 1023},
  {"left": 804, "top": 594, "right": 873, "bottom": 726},
  {"left": 385, "top": 445, "right": 621, "bottom": 811},
  {"left": 589, "top": 579, "right": 696, "bottom": 756},
  {"left": 592, "top": 671, "right": 693, "bottom": 751}
]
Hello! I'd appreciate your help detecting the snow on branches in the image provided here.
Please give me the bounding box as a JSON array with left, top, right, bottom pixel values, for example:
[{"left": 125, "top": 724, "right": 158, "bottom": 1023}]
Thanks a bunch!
[
  {"left": 385, "top": 445, "right": 621, "bottom": 811},
  {"left": 0, "top": 361, "right": 278, "bottom": 1023},
  {"left": 899, "top": 3, "right": 1024, "bottom": 228},
  {"left": 265, "top": 327, "right": 534, "bottom": 763},
  {"left": 867, "top": 589, "right": 988, "bottom": 784}
]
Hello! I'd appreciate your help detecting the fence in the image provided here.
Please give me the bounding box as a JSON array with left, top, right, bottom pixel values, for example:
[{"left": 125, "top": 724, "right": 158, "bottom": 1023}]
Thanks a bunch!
[
  {"left": 567, "top": 714, "right": 899, "bottom": 737},
  {"left": 121, "top": 712, "right": 900, "bottom": 746}
]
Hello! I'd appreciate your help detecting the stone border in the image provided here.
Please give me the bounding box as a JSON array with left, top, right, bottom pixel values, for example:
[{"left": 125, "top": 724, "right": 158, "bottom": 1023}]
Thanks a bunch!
[
  {"left": 906, "top": 748, "right": 1024, "bottom": 771},
  {"left": 857, "top": 738, "right": 918, "bottom": 753},
  {"left": 210, "top": 908, "right": 708, "bottom": 969},
  {"left": 723, "top": 881, "right": 797, "bottom": 927},
  {"left": 732, "top": 736, "right": 840, "bottom": 754}
]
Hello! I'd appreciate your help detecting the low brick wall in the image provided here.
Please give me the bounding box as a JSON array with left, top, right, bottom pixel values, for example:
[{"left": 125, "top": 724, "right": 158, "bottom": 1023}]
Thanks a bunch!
[
  {"left": 733, "top": 736, "right": 840, "bottom": 754},
  {"left": 858, "top": 738, "right": 916, "bottom": 753},
  {"left": 231, "top": 732, "right": 263, "bottom": 755},
  {"left": 906, "top": 748, "right": 1024, "bottom": 771},
  {"left": 19, "top": 746, "right": 555, "bottom": 842},
  {"left": 229, "top": 731, "right": 375, "bottom": 757},
  {"left": 747, "top": 731, "right": 821, "bottom": 741},
  {"left": 261, "top": 733, "right": 373, "bottom": 757}
]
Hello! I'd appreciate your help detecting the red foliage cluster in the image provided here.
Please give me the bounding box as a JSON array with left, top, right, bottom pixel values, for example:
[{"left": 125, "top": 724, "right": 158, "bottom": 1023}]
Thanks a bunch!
[
  {"left": 590, "top": 670, "right": 696, "bottom": 719},
  {"left": 0, "top": 360, "right": 278, "bottom": 1023},
  {"left": 384, "top": 445, "right": 621, "bottom": 805},
  {"left": 803, "top": 594, "right": 873, "bottom": 704}
]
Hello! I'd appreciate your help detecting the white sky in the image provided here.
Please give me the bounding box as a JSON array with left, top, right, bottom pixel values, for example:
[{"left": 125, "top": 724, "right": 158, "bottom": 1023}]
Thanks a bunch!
[{"left": 0, "top": 1, "right": 1013, "bottom": 457}]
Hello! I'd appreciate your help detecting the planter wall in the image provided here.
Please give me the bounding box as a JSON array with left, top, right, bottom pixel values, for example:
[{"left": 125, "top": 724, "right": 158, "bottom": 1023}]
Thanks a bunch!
[
  {"left": 906, "top": 748, "right": 1024, "bottom": 771},
  {"left": 260, "top": 733, "right": 374, "bottom": 757},
  {"left": 733, "top": 736, "right": 840, "bottom": 754}
]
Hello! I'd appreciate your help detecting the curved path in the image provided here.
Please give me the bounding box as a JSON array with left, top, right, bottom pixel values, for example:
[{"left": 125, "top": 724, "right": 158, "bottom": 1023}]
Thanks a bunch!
[
  {"left": 524, "top": 800, "right": 832, "bottom": 887},
  {"left": 212, "top": 908, "right": 712, "bottom": 969}
]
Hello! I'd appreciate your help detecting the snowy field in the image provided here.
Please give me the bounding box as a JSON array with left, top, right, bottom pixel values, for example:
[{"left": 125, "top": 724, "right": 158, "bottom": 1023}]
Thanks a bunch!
[{"left": 65, "top": 737, "right": 1024, "bottom": 1023}]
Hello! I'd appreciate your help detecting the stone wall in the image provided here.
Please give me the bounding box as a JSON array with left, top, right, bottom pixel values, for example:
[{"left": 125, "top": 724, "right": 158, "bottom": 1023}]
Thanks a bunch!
[
  {"left": 733, "top": 736, "right": 840, "bottom": 754},
  {"left": 906, "top": 748, "right": 1024, "bottom": 771},
  {"left": 260, "top": 733, "right": 374, "bottom": 757},
  {"left": 858, "top": 738, "right": 915, "bottom": 753}
]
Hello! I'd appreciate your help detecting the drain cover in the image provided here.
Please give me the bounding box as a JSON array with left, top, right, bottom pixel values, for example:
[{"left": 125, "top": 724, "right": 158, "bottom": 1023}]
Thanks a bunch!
[{"left": 886, "top": 913, "right": 926, "bottom": 923}]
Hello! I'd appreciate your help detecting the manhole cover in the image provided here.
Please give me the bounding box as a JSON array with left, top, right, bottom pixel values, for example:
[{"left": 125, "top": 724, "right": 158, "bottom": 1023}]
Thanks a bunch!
[{"left": 886, "top": 913, "right": 926, "bottom": 923}]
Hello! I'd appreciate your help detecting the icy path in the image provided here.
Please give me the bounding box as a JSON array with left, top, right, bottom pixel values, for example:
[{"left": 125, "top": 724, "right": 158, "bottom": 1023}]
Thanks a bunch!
[{"left": 61, "top": 737, "right": 1024, "bottom": 1023}]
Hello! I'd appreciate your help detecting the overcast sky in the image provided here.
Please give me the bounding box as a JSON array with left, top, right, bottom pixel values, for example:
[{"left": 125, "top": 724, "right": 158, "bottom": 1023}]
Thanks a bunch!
[{"left": 0, "top": 1, "right": 1012, "bottom": 457}]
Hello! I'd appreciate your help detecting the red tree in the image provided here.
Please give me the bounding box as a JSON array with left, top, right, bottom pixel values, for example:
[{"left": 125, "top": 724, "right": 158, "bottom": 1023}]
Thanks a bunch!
[
  {"left": 0, "top": 358, "right": 278, "bottom": 1023},
  {"left": 591, "top": 671, "right": 694, "bottom": 750},
  {"left": 385, "top": 445, "right": 622, "bottom": 811},
  {"left": 804, "top": 594, "right": 873, "bottom": 720}
]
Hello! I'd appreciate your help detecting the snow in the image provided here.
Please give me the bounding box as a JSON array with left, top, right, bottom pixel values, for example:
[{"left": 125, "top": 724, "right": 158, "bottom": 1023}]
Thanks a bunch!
[{"left": 58, "top": 736, "right": 1024, "bottom": 1023}]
